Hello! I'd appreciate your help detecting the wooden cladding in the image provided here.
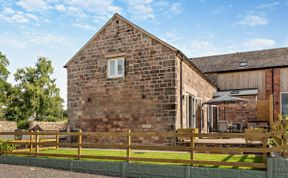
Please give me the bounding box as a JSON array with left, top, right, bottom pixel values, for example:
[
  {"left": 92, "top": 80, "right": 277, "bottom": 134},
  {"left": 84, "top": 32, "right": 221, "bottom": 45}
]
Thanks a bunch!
[
  {"left": 256, "top": 95, "right": 273, "bottom": 123},
  {"left": 257, "top": 100, "right": 269, "bottom": 121},
  {"left": 281, "top": 68, "right": 288, "bottom": 92},
  {"left": 218, "top": 70, "right": 266, "bottom": 99}
]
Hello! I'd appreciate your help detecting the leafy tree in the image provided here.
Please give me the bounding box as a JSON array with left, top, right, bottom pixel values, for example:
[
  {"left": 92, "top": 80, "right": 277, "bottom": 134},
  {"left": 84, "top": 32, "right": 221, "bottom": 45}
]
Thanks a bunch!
[
  {"left": 0, "top": 52, "right": 11, "bottom": 118},
  {"left": 5, "top": 57, "right": 64, "bottom": 127}
]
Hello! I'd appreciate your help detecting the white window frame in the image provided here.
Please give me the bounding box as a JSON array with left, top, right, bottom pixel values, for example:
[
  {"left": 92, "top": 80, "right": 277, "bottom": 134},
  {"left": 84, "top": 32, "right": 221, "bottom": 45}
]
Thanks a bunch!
[
  {"left": 107, "top": 58, "right": 125, "bottom": 79},
  {"left": 280, "top": 92, "right": 288, "bottom": 116}
]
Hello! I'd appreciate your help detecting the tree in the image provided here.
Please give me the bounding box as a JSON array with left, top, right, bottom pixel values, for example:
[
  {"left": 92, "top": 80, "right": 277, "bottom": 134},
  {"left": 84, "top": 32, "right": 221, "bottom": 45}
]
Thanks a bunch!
[
  {"left": 5, "top": 57, "right": 64, "bottom": 127},
  {"left": 0, "top": 52, "right": 11, "bottom": 119}
]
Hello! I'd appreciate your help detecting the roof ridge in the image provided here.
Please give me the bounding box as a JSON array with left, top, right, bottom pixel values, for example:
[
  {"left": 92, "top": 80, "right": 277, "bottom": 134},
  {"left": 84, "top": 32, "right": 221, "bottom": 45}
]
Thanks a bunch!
[{"left": 190, "top": 47, "right": 288, "bottom": 60}]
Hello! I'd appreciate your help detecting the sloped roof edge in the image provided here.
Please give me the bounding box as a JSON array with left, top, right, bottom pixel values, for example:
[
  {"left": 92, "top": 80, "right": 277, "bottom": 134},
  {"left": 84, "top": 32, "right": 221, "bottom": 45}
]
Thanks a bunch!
[
  {"left": 64, "top": 13, "right": 178, "bottom": 68},
  {"left": 191, "top": 47, "right": 288, "bottom": 73}
]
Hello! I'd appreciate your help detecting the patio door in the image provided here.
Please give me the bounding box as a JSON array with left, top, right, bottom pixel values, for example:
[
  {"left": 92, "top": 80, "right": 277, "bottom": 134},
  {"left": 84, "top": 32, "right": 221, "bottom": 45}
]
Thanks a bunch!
[
  {"left": 185, "top": 94, "right": 202, "bottom": 129},
  {"left": 207, "top": 105, "right": 218, "bottom": 132}
]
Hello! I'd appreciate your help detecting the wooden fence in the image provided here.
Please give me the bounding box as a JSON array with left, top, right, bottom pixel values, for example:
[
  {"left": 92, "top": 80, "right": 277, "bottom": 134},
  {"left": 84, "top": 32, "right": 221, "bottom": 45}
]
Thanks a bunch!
[{"left": 0, "top": 128, "right": 287, "bottom": 170}]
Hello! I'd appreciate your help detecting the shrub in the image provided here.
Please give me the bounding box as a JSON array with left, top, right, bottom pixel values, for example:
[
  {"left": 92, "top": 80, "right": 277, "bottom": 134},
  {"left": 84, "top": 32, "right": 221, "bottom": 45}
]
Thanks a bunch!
[
  {"left": 17, "top": 120, "right": 29, "bottom": 129},
  {"left": 0, "top": 138, "right": 16, "bottom": 152}
]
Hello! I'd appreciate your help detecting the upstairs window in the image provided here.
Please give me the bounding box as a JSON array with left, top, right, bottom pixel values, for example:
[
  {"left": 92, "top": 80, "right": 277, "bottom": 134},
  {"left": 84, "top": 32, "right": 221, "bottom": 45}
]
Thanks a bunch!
[
  {"left": 239, "top": 61, "right": 247, "bottom": 67},
  {"left": 107, "top": 58, "right": 125, "bottom": 78}
]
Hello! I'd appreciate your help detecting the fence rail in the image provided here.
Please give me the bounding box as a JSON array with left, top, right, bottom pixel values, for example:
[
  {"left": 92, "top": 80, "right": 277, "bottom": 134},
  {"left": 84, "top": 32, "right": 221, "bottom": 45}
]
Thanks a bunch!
[{"left": 0, "top": 128, "right": 287, "bottom": 169}]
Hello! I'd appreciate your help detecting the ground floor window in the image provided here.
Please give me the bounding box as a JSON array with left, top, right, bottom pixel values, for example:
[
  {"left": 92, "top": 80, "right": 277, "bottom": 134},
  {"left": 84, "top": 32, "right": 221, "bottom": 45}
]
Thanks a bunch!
[{"left": 281, "top": 93, "right": 288, "bottom": 116}]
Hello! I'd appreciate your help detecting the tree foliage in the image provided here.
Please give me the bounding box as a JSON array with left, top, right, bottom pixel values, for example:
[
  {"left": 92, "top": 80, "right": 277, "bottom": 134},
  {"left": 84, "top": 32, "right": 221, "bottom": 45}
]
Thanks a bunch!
[
  {"left": 5, "top": 57, "right": 64, "bottom": 127},
  {"left": 0, "top": 52, "right": 10, "bottom": 118}
]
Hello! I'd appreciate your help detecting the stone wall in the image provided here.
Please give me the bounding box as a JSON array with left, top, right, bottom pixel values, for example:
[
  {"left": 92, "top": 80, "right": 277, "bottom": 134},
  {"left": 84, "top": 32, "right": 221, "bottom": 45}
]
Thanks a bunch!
[
  {"left": 175, "top": 57, "right": 216, "bottom": 132},
  {"left": 67, "top": 15, "right": 178, "bottom": 140},
  {"left": 66, "top": 14, "right": 217, "bottom": 141}
]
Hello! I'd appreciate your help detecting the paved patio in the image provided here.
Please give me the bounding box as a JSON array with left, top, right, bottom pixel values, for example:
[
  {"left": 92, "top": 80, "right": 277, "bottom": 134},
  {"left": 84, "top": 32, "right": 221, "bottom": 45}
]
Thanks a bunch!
[{"left": 196, "top": 138, "right": 262, "bottom": 145}]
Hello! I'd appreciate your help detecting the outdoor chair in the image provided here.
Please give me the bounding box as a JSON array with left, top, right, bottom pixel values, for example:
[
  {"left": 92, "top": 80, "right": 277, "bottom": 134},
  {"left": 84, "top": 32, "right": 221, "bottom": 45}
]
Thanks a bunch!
[{"left": 218, "top": 121, "right": 229, "bottom": 132}]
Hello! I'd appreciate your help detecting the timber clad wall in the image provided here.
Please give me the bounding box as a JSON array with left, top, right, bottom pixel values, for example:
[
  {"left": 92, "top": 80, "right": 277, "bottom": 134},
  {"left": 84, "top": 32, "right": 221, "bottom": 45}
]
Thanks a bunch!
[
  {"left": 67, "top": 16, "right": 178, "bottom": 135},
  {"left": 218, "top": 70, "right": 266, "bottom": 99},
  {"left": 195, "top": 67, "right": 288, "bottom": 123}
]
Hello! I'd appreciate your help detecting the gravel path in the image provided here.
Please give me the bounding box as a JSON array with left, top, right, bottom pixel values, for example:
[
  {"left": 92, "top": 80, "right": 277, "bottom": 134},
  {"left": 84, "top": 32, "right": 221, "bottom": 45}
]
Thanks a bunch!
[{"left": 0, "top": 164, "right": 117, "bottom": 178}]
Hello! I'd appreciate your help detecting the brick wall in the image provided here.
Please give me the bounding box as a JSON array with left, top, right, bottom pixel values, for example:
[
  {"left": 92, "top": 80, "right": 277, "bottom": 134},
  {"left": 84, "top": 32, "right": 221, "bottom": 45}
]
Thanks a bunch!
[
  {"left": 218, "top": 95, "right": 257, "bottom": 125},
  {"left": 67, "top": 16, "right": 178, "bottom": 138},
  {"left": 265, "top": 68, "right": 281, "bottom": 121}
]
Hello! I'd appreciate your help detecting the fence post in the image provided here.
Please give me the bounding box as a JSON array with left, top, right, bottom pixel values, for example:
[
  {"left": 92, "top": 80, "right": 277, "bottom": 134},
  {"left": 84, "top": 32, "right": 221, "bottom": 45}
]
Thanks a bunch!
[
  {"left": 126, "top": 129, "right": 131, "bottom": 163},
  {"left": 78, "top": 129, "right": 82, "bottom": 160},
  {"left": 262, "top": 135, "right": 268, "bottom": 163},
  {"left": 30, "top": 130, "right": 33, "bottom": 152},
  {"left": 56, "top": 129, "right": 59, "bottom": 149},
  {"left": 282, "top": 119, "right": 287, "bottom": 157},
  {"left": 190, "top": 129, "right": 195, "bottom": 166},
  {"left": 35, "top": 130, "right": 39, "bottom": 157}
]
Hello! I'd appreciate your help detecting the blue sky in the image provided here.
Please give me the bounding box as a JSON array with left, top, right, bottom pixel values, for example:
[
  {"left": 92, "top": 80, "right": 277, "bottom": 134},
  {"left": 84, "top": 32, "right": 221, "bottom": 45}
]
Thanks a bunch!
[{"left": 0, "top": 0, "right": 288, "bottom": 107}]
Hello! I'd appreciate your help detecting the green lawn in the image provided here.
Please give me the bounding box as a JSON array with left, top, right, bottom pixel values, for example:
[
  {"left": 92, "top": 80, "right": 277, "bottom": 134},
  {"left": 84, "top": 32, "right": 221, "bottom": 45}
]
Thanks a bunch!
[{"left": 39, "top": 148, "right": 263, "bottom": 169}]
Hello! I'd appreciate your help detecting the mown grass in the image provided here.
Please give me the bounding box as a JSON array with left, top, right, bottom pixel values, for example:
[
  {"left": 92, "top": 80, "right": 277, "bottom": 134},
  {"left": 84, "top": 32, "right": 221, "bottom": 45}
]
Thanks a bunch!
[{"left": 40, "top": 148, "right": 263, "bottom": 169}]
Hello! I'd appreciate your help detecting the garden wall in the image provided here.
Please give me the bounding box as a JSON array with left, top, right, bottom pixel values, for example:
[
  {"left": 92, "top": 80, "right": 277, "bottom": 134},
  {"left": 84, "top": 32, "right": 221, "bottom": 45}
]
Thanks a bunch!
[{"left": 0, "top": 156, "right": 286, "bottom": 178}]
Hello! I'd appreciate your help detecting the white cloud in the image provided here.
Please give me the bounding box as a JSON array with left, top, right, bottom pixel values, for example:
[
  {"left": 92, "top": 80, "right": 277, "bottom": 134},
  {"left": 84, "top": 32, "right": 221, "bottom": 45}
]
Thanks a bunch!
[
  {"left": 244, "top": 38, "right": 275, "bottom": 49},
  {"left": 123, "top": 0, "right": 182, "bottom": 21},
  {"left": 0, "top": 32, "right": 68, "bottom": 49},
  {"left": 64, "top": 0, "right": 121, "bottom": 16},
  {"left": 27, "top": 33, "right": 66, "bottom": 44},
  {"left": 16, "top": 0, "right": 51, "bottom": 12},
  {"left": 168, "top": 2, "right": 182, "bottom": 15},
  {"left": 124, "top": 0, "right": 154, "bottom": 20},
  {"left": 235, "top": 15, "right": 268, "bottom": 27},
  {"left": 0, "top": 34, "right": 27, "bottom": 48},
  {"left": 54, "top": 4, "right": 65, "bottom": 12},
  {"left": 0, "top": 7, "right": 38, "bottom": 24},
  {"left": 160, "top": 31, "right": 237, "bottom": 57},
  {"left": 72, "top": 23, "right": 94, "bottom": 31},
  {"left": 256, "top": 2, "right": 279, "bottom": 9}
]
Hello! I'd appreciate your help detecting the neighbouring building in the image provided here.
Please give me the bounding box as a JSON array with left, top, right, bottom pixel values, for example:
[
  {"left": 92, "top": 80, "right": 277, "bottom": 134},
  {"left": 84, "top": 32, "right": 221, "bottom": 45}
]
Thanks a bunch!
[
  {"left": 65, "top": 13, "right": 216, "bottom": 136},
  {"left": 0, "top": 121, "right": 17, "bottom": 139},
  {"left": 191, "top": 48, "right": 288, "bottom": 130},
  {"left": 29, "top": 121, "right": 67, "bottom": 131}
]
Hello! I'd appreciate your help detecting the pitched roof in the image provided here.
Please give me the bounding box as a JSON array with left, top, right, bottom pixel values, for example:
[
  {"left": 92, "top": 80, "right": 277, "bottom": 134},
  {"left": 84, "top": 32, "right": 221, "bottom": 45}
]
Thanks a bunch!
[
  {"left": 64, "top": 13, "right": 177, "bottom": 67},
  {"left": 29, "top": 121, "right": 67, "bottom": 131},
  {"left": 64, "top": 13, "right": 217, "bottom": 88},
  {"left": 0, "top": 121, "right": 17, "bottom": 132},
  {"left": 191, "top": 47, "right": 288, "bottom": 73}
]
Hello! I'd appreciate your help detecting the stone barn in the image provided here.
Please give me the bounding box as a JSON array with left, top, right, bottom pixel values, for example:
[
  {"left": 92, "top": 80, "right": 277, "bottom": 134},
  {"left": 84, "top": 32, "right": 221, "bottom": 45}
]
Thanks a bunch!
[{"left": 65, "top": 13, "right": 216, "bottom": 135}]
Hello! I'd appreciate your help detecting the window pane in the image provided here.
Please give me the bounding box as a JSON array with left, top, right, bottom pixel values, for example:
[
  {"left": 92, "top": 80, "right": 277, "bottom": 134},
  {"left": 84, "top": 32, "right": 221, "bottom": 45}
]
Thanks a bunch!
[
  {"left": 117, "top": 59, "right": 124, "bottom": 76},
  {"left": 109, "top": 60, "right": 116, "bottom": 76},
  {"left": 282, "top": 93, "right": 288, "bottom": 116}
]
